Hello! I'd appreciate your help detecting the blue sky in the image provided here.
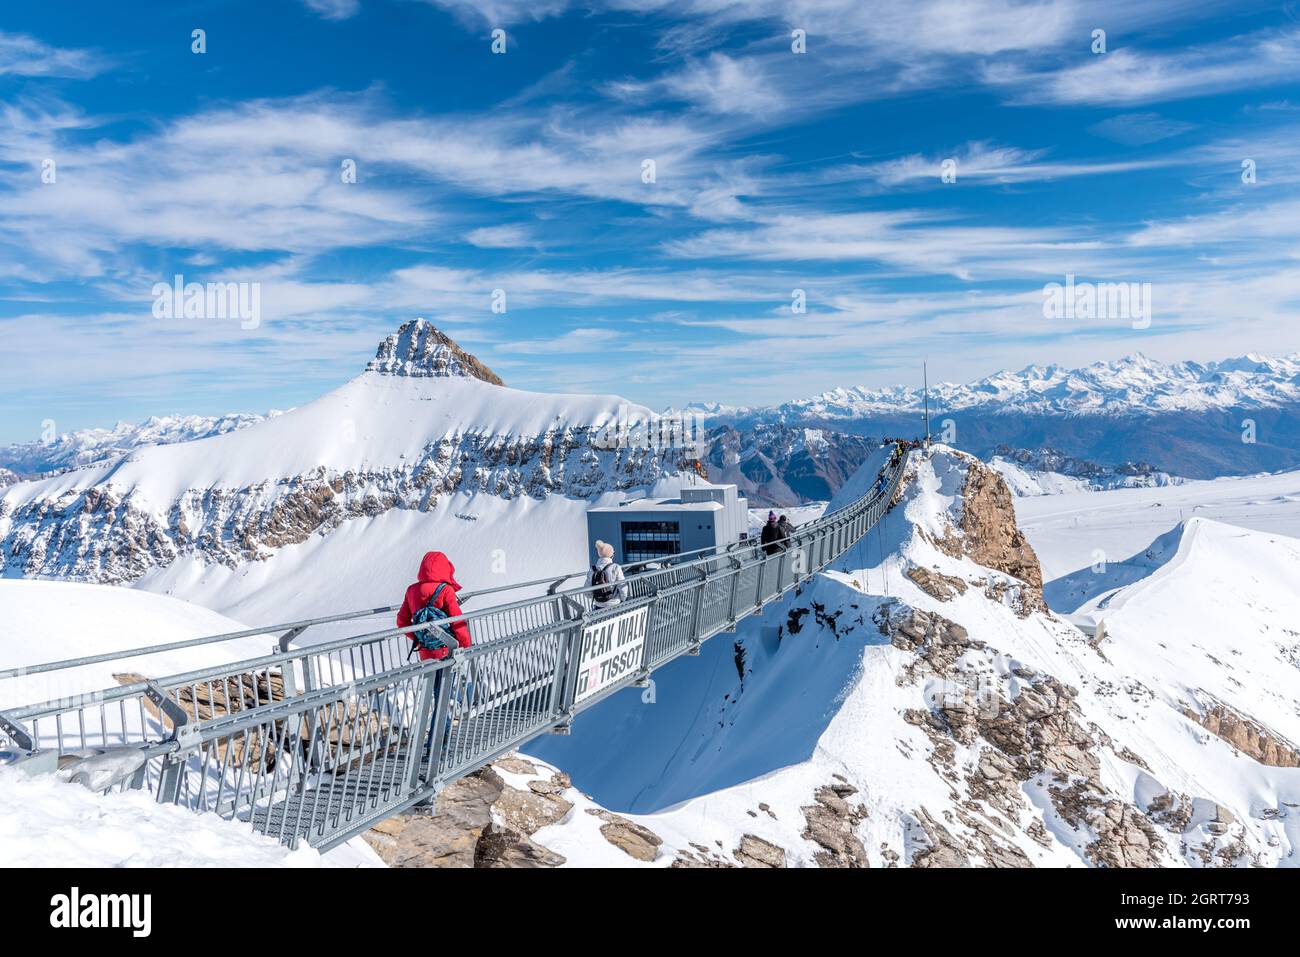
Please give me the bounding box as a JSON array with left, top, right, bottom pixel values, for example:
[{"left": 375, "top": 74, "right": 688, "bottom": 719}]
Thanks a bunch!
[{"left": 1, "top": 0, "right": 1299, "bottom": 443}]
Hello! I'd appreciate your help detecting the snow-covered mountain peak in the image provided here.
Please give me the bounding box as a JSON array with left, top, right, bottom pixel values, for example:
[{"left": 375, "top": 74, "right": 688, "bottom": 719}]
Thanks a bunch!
[
  {"left": 0, "top": 324, "right": 684, "bottom": 590},
  {"left": 698, "top": 350, "right": 1300, "bottom": 425},
  {"left": 365, "top": 319, "right": 504, "bottom": 385}
]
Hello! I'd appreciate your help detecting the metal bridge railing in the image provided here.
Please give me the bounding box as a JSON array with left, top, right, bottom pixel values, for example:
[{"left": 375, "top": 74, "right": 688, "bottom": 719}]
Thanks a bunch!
[{"left": 0, "top": 451, "right": 912, "bottom": 849}]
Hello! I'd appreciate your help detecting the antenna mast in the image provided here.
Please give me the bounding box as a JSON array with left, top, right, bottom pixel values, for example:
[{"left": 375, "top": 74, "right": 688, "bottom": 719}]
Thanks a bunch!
[{"left": 923, "top": 360, "right": 931, "bottom": 448}]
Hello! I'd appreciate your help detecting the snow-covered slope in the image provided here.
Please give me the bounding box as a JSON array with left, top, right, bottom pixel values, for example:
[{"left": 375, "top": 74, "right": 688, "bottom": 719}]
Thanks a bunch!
[
  {"left": 0, "top": 765, "right": 326, "bottom": 868},
  {"left": 1014, "top": 466, "right": 1300, "bottom": 594},
  {"left": 0, "top": 320, "right": 690, "bottom": 627},
  {"left": 990, "top": 453, "right": 1184, "bottom": 497},
  {"left": 0, "top": 580, "right": 385, "bottom": 867},
  {"left": 0, "top": 412, "right": 277, "bottom": 478},
  {"left": 990, "top": 459, "right": 1094, "bottom": 496},
  {"left": 1074, "top": 517, "right": 1300, "bottom": 769},
  {"left": 516, "top": 447, "right": 1300, "bottom": 867},
  {"left": 0, "top": 579, "right": 275, "bottom": 709}
]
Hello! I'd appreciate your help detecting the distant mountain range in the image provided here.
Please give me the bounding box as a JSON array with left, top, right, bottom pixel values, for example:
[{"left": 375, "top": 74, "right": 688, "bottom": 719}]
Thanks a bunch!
[
  {"left": 682, "top": 353, "right": 1300, "bottom": 480},
  {"left": 701, "top": 424, "right": 878, "bottom": 508},
  {"left": 685, "top": 352, "right": 1300, "bottom": 421},
  {"left": 0, "top": 413, "right": 281, "bottom": 479}
]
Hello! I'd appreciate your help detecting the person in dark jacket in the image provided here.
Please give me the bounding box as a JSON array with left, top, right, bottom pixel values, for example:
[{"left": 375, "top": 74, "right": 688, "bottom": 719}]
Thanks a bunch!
[
  {"left": 760, "top": 511, "right": 781, "bottom": 556},
  {"left": 776, "top": 515, "right": 794, "bottom": 549},
  {"left": 397, "top": 551, "right": 471, "bottom": 660}
]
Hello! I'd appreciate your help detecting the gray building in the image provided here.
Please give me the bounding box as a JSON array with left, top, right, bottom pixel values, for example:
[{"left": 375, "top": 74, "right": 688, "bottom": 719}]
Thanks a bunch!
[{"left": 586, "top": 481, "right": 749, "bottom": 565}]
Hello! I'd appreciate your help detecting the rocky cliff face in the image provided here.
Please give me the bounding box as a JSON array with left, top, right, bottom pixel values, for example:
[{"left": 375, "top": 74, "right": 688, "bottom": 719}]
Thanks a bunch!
[
  {"left": 953, "top": 458, "right": 1045, "bottom": 611},
  {"left": 702, "top": 423, "right": 878, "bottom": 507},
  {"left": 0, "top": 426, "right": 685, "bottom": 584},
  {"left": 365, "top": 318, "right": 504, "bottom": 384}
]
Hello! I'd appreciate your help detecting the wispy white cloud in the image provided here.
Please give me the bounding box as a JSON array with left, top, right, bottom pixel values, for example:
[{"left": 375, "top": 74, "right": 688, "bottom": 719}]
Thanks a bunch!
[
  {"left": 1088, "top": 112, "right": 1196, "bottom": 145},
  {"left": 845, "top": 141, "right": 1174, "bottom": 188},
  {"left": 465, "top": 224, "right": 538, "bottom": 248},
  {"left": 497, "top": 327, "right": 622, "bottom": 353},
  {"left": 413, "top": 0, "right": 572, "bottom": 27},
  {"left": 0, "top": 32, "right": 107, "bottom": 79},
  {"left": 609, "top": 53, "right": 786, "bottom": 116},
  {"left": 661, "top": 209, "right": 1111, "bottom": 281},
  {"left": 301, "top": 0, "right": 361, "bottom": 20},
  {"left": 986, "top": 28, "right": 1300, "bottom": 106}
]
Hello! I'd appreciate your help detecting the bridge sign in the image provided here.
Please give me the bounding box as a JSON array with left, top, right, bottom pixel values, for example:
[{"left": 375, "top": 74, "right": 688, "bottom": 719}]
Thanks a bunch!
[{"left": 574, "top": 606, "right": 649, "bottom": 704}]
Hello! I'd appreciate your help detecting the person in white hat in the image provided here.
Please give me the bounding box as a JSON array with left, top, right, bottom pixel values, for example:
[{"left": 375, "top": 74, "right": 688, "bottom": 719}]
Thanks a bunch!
[{"left": 589, "top": 539, "right": 627, "bottom": 607}]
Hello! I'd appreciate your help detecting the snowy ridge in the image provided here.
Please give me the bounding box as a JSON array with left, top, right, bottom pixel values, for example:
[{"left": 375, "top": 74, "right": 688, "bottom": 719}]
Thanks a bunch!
[
  {"left": 689, "top": 352, "right": 1300, "bottom": 422},
  {"left": 990, "top": 448, "right": 1185, "bottom": 497},
  {"left": 0, "top": 412, "right": 279, "bottom": 478}
]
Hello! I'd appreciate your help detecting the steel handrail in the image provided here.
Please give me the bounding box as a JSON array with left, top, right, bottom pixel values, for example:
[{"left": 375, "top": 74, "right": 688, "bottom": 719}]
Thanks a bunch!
[
  {"left": 1, "top": 450, "right": 911, "bottom": 748},
  {"left": 0, "top": 515, "right": 767, "bottom": 683}
]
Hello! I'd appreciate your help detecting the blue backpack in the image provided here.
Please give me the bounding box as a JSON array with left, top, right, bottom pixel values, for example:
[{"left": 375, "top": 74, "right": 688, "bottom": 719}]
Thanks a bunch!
[{"left": 407, "top": 583, "right": 457, "bottom": 659}]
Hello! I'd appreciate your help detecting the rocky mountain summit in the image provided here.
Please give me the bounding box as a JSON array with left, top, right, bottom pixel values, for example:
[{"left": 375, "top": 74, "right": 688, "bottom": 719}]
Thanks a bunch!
[
  {"left": 0, "top": 321, "right": 687, "bottom": 585},
  {"left": 365, "top": 318, "right": 504, "bottom": 384}
]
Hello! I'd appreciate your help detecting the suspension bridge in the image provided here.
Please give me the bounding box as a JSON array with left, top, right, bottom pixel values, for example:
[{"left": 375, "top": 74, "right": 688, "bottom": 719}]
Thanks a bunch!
[{"left": 0, "top": 450, "right": 911, "bottom": 852}]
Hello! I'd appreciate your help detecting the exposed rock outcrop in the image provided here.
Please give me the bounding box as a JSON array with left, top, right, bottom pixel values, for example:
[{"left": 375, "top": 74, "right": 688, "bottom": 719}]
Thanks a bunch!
[
  {"left": 363, "top": 760, "right": 572, "bottom": 868},
  {"left": 934, "top": 456, "right": 1045, "bottom": 615},
  {"left": 1183, "top": 700, "right": 1300, "bottom": 768},
  {"left": 801, "top": 782, "right": 869, "bottom": 867},
  {"left": 880, "top": 600, "right": 1178, "bottom": 868},
  {"left": 734, "top": 834, "right": 786, "bottom": 868},
  {"left": 366, "top": 318, "right": 504, "bottom": 385},
  {"left": 586, "top": 808, "right": 664, "bottom": 861}
]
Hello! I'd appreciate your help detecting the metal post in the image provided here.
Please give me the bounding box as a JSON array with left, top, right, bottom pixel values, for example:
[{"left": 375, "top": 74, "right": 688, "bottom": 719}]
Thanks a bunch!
[
  {"left": 686, "top": 570, "right": 707, "bottom": 655},
  {"left": 725, "top": 556, "right": 743, "bottom": 627},
  {"left": 406, "top": 670, "right": 438, "bottom": 791},
  {"left": 277, "top": 626, "right": 308, "bottom": 696},
  {"left": 551, "top": 619, "right": 586, "bottom": 734}
]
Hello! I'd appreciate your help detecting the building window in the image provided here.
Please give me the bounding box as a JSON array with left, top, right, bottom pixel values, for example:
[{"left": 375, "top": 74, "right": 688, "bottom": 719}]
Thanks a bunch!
[{"left": 622, "top": 520, "right": 681, "bottom": 563}]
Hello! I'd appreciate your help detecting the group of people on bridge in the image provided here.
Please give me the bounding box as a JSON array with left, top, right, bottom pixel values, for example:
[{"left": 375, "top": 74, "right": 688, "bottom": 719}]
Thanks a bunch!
[
  {"left": 760, "top": 512, "right": 797, "bottom": 556},
  {"left": 395, "top": 443, "right": 915, "bottom": 665}
]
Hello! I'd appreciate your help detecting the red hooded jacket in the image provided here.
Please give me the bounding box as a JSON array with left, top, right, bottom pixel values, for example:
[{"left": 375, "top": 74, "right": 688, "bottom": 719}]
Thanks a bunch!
[{"left": 397, "top": 551, "right": 471, "bottom": 661}]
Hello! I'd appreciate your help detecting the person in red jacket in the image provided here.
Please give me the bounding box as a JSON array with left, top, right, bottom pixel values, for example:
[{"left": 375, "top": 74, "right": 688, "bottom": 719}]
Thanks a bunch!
[{"left": 397, "top": 551, "right": 472, "bottom": 660}]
